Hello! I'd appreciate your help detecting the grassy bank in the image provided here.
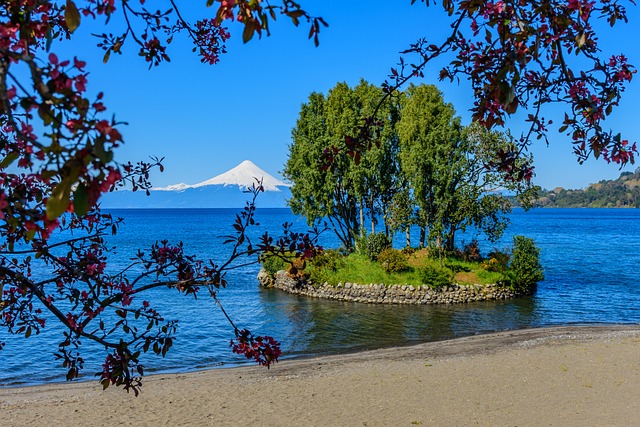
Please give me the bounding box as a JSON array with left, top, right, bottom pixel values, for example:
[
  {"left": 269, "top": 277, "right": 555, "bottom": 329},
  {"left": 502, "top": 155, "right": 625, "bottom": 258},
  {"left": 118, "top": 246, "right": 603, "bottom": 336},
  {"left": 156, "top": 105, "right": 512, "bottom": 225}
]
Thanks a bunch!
[{"left": 306, "top": 250, "right": 504, "bottom": 287}]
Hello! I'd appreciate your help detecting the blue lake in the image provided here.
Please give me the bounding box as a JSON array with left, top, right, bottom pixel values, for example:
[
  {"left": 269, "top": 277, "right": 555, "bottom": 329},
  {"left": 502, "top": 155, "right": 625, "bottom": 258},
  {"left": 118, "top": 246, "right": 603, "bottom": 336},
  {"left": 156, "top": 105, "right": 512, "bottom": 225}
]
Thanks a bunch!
[{"left": 1, "top": 207, "right": 639, "bottom": 386}]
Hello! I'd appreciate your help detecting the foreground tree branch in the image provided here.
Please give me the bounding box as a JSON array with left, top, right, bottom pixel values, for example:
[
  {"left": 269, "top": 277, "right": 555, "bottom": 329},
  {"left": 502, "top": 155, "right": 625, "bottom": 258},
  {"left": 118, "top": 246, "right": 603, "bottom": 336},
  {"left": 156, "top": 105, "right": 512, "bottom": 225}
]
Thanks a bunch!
[
  {"left": 332, "top": 1, "right": 636, "bottom": 181},
  {"left": 0, "top": 0, "right": 324, "bottom": 393}
]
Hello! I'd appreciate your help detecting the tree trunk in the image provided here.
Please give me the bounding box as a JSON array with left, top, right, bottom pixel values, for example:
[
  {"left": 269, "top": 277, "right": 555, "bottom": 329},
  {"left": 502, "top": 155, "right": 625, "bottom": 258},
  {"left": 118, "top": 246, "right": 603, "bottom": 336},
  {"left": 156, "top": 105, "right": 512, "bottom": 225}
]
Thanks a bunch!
[
  {"left": 359, "top": 202, "right": 364, "bottom": 237},
  {"left": 382, "top": 205, "right": 389, "bottom": 238},
  {"left": 445, "top": 227, "right": 456, "bottom": 252},
  {"left": 405, "top": 225, "right": 411, "bottom": 247},
  {"left": 419, "top": 226, "right": 426, "bottom": 248},
  {"left": 370, "top": 198, "right": 375, "bottom": 234}
]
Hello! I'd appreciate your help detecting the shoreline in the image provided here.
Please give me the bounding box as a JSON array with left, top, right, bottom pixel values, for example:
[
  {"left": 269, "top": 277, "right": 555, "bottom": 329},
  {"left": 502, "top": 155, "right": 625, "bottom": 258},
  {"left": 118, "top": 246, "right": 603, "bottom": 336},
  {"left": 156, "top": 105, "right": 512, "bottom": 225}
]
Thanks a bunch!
[{"left": 2, "top": 324, "right": 639, "bottom": 425}]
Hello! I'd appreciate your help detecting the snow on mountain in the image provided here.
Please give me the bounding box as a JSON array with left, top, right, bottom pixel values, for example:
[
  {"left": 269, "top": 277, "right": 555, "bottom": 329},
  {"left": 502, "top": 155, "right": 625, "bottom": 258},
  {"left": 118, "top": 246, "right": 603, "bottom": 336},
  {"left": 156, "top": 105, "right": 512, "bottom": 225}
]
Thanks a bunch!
[
  {"left": 155, "top": 160, "right": 288, "bottom": 192},
  {"left": 160, "top": 183, "right": 190, "bottom": 191},
  {"left": 100, "top": 160, "right": 291, "bottom": 208}
]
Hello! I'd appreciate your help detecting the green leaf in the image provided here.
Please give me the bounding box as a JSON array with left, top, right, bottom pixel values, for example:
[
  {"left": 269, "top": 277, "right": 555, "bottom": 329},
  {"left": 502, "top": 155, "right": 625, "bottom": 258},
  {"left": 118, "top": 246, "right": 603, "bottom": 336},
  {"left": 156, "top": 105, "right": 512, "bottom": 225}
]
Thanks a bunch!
[
  {"left": 242, "top": 22, "right": 255, "bottom": 43},
  {"left": 0, "top": 151, "right": 19, "bottom": 168},
  {"left": 45, "top": 27, "right": 53, "bottom": 52},
  {"left": 46, "top": 179, "right": 72, "bottom": 220},
  {"left": 73, "top": 183, "right": 89, "bottom": 217},
  {"left": 25, "top": 228, "right": 36, "bottom": 241},
  {"left": 65, "top": 0, "right": 81, "bottom": 33},
  {"left": 93, "top": 138, "right": 113, "bottom": 163},
  {"left": 38, "top": 104, "right": 53, "bottom": 126}
]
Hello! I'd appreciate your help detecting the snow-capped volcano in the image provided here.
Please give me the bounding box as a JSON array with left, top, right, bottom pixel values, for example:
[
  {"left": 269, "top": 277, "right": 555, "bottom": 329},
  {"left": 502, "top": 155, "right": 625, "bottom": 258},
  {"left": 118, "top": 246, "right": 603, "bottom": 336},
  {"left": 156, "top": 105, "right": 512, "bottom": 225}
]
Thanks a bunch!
[
  {"left": 156, "top": 160, "right": 288, "bottom": 192},
  {"left": 100, "top": 160, "right": 291, "bottom": 208}
]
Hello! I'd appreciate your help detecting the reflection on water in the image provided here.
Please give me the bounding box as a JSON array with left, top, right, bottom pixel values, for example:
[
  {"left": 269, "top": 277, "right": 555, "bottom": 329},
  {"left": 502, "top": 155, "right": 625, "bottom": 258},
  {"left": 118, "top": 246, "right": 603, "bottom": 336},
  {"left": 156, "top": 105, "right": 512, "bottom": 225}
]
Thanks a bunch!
[{"left": 259, "top": 288, "right": 541, "bottom": 358}]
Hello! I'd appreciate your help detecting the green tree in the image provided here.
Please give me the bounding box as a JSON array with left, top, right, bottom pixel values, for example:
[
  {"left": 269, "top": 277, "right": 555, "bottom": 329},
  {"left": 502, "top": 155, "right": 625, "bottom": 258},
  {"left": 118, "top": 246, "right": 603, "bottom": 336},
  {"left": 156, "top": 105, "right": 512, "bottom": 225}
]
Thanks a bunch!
[
  {"left": 285, "top": 87, "right": 359, "bottom": 250},
  {"left": 350, "top": 80, "right": 403, "bottom": 238},
  {"left": 396, "top": 84, "right": 463, "bottom": 248},
  {"left": 397, "top": 85, "right": 537, "bottom": 253},
  {"left": 508, "top": 235, "right": 545, "bottom": 292},
  {"left": 387, "top": 186, "right": 415, "bottom": 247},
  {"left": 285, "top": 80, "right": 398, "bottom": 250},
  {"left": 436, "top": 123, "right": 538, "bottom": 252}
]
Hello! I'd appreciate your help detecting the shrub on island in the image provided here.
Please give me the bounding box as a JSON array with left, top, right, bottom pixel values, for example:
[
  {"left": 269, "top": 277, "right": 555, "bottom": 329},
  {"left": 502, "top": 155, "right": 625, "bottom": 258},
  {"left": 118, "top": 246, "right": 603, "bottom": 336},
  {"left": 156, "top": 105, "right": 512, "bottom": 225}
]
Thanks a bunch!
[{"left": 503, "top": 235, "right": 545, "bottom": 293}]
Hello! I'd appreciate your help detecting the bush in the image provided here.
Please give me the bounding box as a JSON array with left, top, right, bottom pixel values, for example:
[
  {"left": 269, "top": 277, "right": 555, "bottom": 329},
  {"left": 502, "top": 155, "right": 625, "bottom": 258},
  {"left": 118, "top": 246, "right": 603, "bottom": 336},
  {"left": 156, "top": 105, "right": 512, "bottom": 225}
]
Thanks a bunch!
[
  {"left": 481, "top": 248, "right": 510, "bottom": 272},
  {"left": 357, "top": 232, "right": 391, "bottom": 261},
  {"left": 310, "top": 249, "right": 343, "bottom": 271},
  {"left": 509, "top": 235, "right": 544, "bottom": 292},
  {"left": 416, "top": 265, "right": 454, "bottom": 288},
  {"left": 260, "top": 254, "right": 293, "bottom": 275},
  {"left": 287, "top": 257, "right": 308, "bottom": 279},
  {"left": 308, "top": 250, "right": 345, "bottom": 284},
  {"left": 462, "top": 239, "right": 483, "bottom": 262},
  {"left": 260, "top": 251, "right": 310, "bottom": 278},
  {"left": 401, "top": 246, "right": 416, "bottom": 256},
  {"left": 377, "top": 248, "right": 410, "bottom": 273}
]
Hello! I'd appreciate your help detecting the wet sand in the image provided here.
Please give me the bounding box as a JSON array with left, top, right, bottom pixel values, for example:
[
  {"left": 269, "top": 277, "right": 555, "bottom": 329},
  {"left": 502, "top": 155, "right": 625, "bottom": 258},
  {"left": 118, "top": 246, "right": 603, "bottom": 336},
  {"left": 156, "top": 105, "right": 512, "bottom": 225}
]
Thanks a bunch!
[{"left": 1, "top": 325, "right": 639, "bottom": 426}]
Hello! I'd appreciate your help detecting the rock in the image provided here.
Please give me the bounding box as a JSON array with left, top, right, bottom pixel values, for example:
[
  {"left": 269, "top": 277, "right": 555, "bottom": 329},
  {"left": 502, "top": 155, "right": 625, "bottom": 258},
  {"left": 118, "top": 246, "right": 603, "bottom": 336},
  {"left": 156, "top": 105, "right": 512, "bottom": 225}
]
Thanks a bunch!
[
  {"left": 257, "top": 269, "right": 274, "bottom": 287},
  {"left": 263, "top": 270, "right": 528, "bottom": 306}
]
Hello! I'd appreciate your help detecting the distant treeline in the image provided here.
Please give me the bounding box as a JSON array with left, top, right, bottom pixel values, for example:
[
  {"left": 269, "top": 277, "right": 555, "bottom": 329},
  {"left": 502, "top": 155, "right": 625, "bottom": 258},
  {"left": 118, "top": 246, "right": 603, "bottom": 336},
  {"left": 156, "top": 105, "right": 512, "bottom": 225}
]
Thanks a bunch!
[{"left": 535, "top": 168, "right": 640, "bottom": 208}]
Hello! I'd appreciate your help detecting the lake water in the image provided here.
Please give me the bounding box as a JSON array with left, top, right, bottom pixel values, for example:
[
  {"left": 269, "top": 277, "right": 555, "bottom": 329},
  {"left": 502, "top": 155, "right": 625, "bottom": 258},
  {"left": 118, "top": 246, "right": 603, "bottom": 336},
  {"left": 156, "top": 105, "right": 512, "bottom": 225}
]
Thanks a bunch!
[{"left": 1, "top": 208, "right": 639, "bottom": 386}]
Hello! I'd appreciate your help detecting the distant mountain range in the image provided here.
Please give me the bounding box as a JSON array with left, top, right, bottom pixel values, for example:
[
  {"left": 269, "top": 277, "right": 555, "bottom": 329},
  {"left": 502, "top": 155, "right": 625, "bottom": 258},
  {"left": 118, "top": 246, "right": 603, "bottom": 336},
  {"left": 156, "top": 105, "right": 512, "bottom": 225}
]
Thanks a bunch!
[
  {"left": 536, "top": 168, "right": 640, "bottom": 208},
  {"left": 101, "top": 160, "right": 292, "bottom": 208}
]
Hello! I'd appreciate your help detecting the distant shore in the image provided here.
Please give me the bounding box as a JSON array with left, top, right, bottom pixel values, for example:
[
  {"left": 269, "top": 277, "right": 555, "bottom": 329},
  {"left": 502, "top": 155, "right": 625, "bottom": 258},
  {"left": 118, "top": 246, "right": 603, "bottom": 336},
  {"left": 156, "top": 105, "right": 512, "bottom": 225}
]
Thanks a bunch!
[{"left": 2, "top": 324, "right": 639, "bottom": 426}]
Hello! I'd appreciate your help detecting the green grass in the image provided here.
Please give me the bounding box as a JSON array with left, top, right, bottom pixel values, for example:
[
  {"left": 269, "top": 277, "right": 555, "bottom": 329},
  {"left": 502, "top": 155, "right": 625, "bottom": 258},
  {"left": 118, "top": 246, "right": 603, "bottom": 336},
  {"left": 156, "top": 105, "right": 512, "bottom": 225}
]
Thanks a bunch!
[
  {"left": 306, "top": 251, "right": 505, "bottom": 288},
  {"left": 308, "top": 253, "right": 417, "bottom": 286},
  {"left": 474, "top": 269, "right": 505, "bottom": 285}
]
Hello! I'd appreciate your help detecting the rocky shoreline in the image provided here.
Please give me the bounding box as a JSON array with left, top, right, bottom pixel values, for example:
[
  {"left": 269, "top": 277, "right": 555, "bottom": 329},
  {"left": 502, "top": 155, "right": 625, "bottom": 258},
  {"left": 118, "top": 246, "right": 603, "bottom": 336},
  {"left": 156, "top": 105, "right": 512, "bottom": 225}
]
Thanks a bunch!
[{"left": 258, "top": 269, "right": 533, "bottom": 304}]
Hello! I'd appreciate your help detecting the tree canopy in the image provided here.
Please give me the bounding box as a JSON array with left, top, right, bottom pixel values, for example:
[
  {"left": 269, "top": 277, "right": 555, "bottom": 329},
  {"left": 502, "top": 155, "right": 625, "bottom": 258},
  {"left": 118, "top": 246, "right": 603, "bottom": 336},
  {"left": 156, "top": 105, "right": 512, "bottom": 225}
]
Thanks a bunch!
[
  {"left": 332, "top": 1, "right": 637, "bottom": 180},
  {"left": 285, "top": 80, "right": 399, "bottom": 251},
  {"left": 287, "top": 81, "right": 538, "bottom": 252}
]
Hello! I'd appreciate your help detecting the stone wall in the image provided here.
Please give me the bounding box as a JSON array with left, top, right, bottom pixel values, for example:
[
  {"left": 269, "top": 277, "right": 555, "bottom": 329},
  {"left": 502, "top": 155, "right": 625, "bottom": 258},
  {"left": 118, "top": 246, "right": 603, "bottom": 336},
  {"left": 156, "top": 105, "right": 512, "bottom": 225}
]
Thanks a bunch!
[{"left": 257, "top": 269, "right": 533, "bottom": 305}]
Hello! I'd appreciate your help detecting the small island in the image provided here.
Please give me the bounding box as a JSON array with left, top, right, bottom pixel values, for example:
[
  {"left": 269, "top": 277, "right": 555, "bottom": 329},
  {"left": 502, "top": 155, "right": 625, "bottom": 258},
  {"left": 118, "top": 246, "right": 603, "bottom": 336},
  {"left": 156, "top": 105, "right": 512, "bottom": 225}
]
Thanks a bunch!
[
  {"left": 260, "top": 81, "right": 544, "bottom": 304},
  {"left": 259, "top": 235, "right": 544, "bottom": 305}
]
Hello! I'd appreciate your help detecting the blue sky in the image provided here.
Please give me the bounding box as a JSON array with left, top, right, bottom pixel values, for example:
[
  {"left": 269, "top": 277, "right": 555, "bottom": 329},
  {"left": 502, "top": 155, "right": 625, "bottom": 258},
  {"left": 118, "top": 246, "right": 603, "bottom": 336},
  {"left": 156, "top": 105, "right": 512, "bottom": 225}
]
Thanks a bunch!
[{"left": 57, "top": 1, "right": 640, "bottom": 190}]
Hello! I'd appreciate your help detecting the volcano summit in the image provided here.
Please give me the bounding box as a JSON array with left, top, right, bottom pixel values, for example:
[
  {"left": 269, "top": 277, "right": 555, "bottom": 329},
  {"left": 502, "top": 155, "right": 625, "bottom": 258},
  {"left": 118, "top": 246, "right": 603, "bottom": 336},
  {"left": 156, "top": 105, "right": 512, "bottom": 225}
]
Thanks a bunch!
[{"left": 101, "top": 160, "right": 291, "bottom": 208}]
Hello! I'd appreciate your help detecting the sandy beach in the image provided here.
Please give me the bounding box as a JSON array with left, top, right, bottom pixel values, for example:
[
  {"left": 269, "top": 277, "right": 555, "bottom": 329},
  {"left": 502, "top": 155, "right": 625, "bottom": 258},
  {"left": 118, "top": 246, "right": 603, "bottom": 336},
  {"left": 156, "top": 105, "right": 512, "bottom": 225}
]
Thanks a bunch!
[{"left": 1, "top": 325, "right": 639, "bottom": 426}]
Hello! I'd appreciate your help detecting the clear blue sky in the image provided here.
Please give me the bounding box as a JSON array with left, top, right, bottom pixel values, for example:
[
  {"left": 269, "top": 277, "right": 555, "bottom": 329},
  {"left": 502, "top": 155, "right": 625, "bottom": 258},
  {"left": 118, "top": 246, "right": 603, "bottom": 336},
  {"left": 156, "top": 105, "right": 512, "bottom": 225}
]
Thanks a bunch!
[{"left": 56, "top": 1, "right": 640, "bottom": 190}]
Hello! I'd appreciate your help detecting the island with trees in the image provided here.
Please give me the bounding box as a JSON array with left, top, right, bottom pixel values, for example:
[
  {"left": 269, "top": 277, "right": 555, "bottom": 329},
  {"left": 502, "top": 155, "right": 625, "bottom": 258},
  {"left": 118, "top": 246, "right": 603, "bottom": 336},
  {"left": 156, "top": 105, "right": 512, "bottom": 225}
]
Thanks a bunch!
[{"left": 259, "top": 81, "right": 544, "bottom": 304}]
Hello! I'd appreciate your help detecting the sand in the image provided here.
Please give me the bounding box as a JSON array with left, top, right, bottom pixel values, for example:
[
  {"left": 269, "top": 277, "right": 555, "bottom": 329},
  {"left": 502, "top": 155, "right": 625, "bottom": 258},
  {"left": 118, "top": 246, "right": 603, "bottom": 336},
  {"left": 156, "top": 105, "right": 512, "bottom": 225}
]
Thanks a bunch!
[{"left": 1, "top": 325, "right": 639, "bottom": 426}]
